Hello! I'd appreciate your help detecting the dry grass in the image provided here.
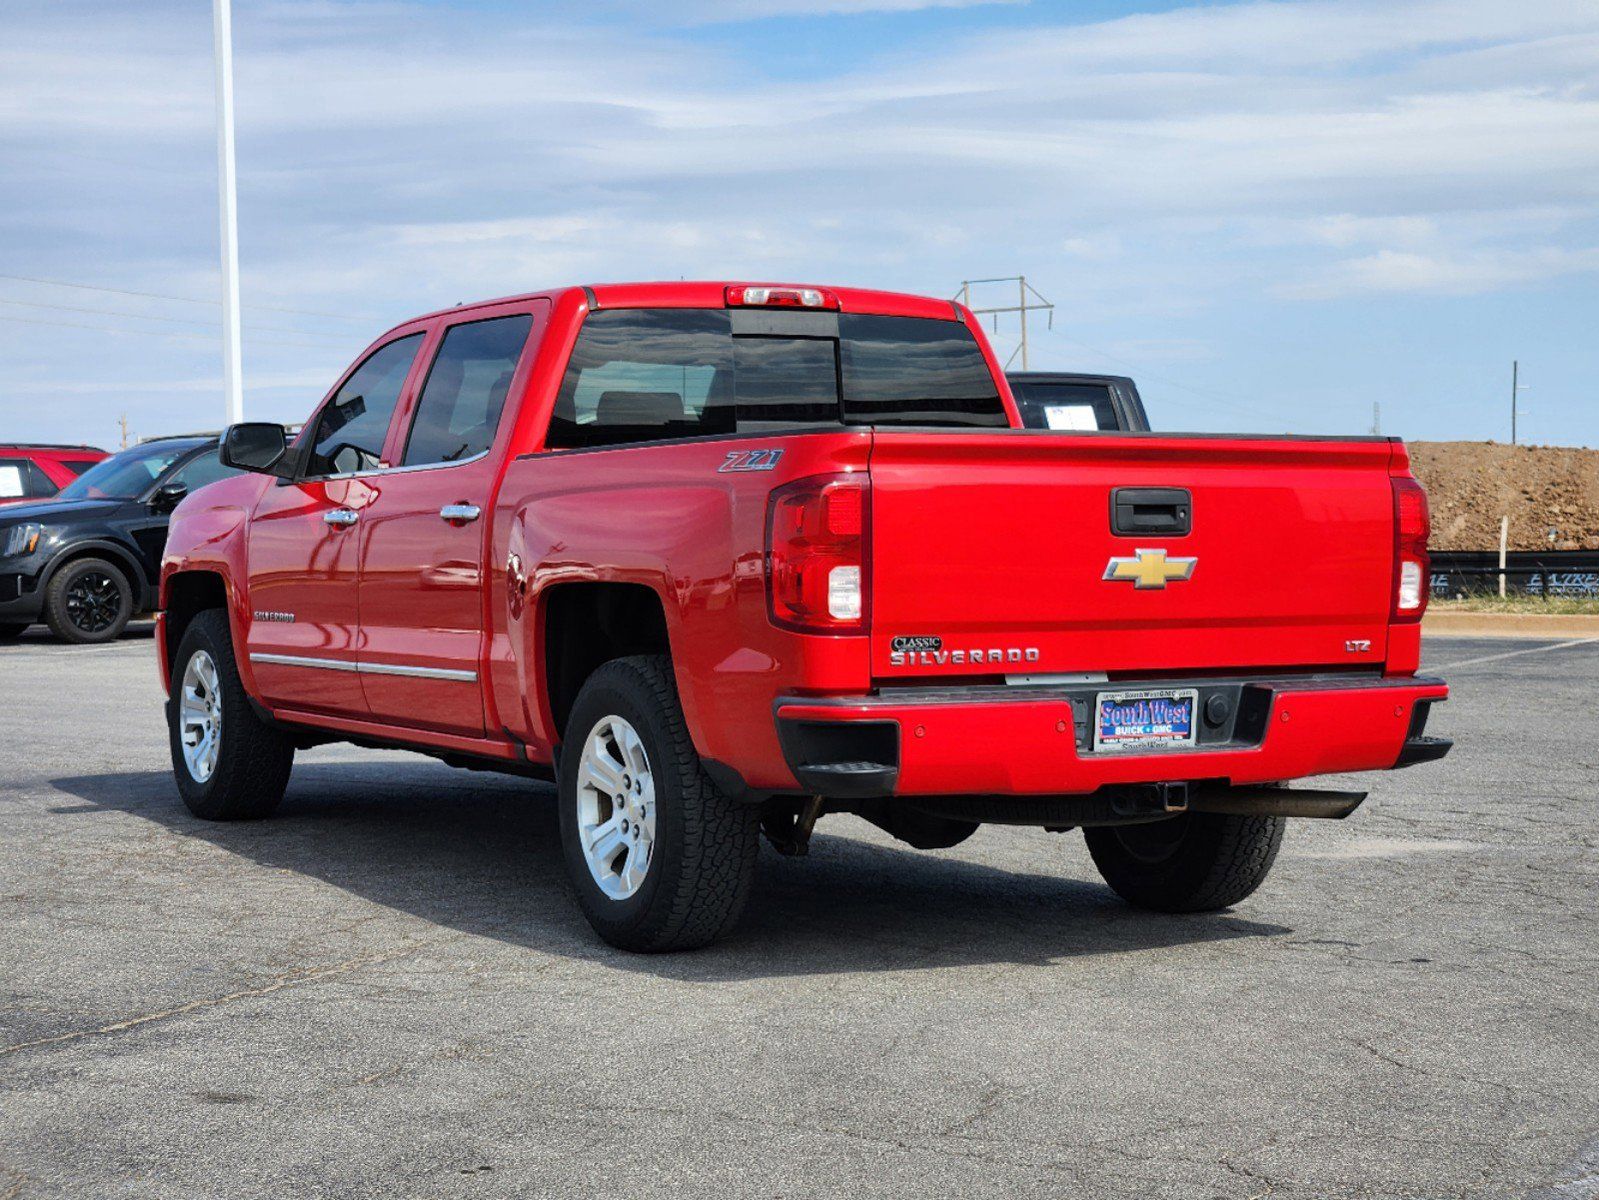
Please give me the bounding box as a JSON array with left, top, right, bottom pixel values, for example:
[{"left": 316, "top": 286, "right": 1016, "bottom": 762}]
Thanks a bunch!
[{"left": 1430, "top": 595, "right": 1599, "bottom": 615}]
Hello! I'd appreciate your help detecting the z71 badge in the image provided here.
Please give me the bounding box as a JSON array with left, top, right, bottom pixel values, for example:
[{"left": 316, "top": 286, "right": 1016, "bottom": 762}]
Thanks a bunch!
[{"left": 719, "top": 449, "right": 784, "bottom": 473}]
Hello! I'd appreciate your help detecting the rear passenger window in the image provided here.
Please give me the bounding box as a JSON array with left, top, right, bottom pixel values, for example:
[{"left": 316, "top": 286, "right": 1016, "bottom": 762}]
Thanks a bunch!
[
  {"left": 304, "top": 333, "right": 423, "bottom": 477},
  {"left": 0, "top": 458, "right": 57, "bottom": 499},
  {"left": 402, "top": 315, "right": 532, "bottom": 467},
  {"left": 548, "top": 310, "right": 732, "bottom": 449}
]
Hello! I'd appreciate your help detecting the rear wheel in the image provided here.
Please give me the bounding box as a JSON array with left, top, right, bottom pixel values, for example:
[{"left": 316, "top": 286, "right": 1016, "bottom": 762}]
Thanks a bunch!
[
  {"left": 46, "top": 557, "right": 133, "bottom": 643},
  {"left": 168, "top": 609, "right": 294, "bottom": 820},
  {"left": 558, "top": 655, "right": 759, "bottom": 952},
  {"left": 1084, "top": 812, "right": 1284, "bottom": 912}
]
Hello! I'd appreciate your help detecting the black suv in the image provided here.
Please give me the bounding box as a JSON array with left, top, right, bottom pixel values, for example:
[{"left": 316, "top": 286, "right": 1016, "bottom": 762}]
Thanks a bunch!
[{"left": 0, "top": 436, "right": 239, "bottom": 643}]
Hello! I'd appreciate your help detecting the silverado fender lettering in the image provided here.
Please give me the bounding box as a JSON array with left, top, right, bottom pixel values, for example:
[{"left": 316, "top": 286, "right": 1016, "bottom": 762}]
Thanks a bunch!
[{"left": 155, "top": 279, "right": 1450, "bottom": 953}]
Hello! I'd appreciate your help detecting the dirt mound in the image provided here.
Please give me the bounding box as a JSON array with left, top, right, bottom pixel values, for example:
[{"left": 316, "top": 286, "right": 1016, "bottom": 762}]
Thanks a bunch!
[{"left": 1409, "top": 441, "right": 1599, "bottom": 551}]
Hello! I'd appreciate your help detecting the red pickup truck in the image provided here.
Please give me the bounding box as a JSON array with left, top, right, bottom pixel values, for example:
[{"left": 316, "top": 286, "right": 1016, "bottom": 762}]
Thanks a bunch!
[{"left": 159, "top": 281, "right": 1450, "bottom": 951}]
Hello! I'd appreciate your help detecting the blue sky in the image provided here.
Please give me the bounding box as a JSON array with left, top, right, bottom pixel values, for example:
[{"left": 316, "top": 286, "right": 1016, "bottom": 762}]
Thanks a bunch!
[{"left": 2, "top": 0, "right": 1596, "bottom": 447}]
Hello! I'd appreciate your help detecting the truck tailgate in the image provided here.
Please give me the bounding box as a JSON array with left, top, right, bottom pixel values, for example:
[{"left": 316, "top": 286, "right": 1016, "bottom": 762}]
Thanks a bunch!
[{"left": 867, "top": 432, "right": 1398, "bottom": 679}]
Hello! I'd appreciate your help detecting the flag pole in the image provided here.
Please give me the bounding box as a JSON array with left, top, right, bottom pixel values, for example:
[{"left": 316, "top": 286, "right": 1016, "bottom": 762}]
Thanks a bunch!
[{"left": 213, "top": 0, "right": 244, "bottom": 425}]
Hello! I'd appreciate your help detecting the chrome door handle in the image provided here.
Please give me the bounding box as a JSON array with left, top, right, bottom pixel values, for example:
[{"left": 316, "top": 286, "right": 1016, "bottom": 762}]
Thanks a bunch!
[
  {"left": 323, "top": 508, "right": 359, "bottom": 528},
  {"left": 439, "top": 503, "right": 481, "bottom": 524}
]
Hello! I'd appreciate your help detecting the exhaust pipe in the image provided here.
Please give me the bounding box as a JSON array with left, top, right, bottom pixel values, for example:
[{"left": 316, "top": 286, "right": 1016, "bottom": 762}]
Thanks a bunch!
[{"left": 1187, "top": 786, "right": 1367, "bottom": 820}]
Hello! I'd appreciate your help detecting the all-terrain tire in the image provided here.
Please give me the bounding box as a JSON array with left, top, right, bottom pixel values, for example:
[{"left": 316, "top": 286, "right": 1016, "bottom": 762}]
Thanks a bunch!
[
  {"left": 558, "top": 655, "right": 759, "bottom": 952},
  {"left": 169, "top": 609, "right": 294, "bottom": 821},
  {"left": 1084, "top": 812, "right": 1285, "bottom": 912},
  {"left": 45, "top": 557, "right": 133, "bottom": 644}
]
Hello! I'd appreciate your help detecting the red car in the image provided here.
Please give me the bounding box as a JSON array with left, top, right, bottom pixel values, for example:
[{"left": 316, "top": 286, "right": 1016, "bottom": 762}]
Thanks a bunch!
[
  {"left": 157, "top": 281, "right": 1451, "bottom": 951},
  {"left": 0, "top": 444, "right": 107, "bottom": 505}
]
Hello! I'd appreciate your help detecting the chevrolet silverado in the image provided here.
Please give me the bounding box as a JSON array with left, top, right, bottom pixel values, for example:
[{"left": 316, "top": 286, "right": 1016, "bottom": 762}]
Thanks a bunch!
[{"left": 158, "top": 281, "right": 1450, "bottom": 951}]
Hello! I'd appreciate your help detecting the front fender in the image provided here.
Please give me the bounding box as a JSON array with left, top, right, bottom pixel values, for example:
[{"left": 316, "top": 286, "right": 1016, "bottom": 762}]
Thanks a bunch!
[{"left": 159, "top": 477, "right": 264, "bottom": 699}]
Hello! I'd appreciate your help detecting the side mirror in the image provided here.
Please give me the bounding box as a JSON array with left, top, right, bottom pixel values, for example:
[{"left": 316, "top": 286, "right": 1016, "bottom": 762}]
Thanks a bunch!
[
  {"left": 149, "top": 482, "right": 188, "bottom": 514},
  {"left": 221, "top": 422, "right": 291, "bottom": 477}
]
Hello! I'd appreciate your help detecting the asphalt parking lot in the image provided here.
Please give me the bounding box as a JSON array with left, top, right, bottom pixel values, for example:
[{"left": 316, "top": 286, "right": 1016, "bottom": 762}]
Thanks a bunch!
[{"left": 1, "top": 629, "right": 1596, "bottom": 1199}]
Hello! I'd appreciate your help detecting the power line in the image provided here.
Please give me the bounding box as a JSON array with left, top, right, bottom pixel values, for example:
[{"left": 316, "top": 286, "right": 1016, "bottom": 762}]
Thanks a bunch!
[
  {"left": 1043, "top": 331, "right": 1287, "bottom": 426},
  {"left": 0, "top": 271, "right": 376, "bottom": 324},
  {"left": 956, "top": 276, "right": 1054, "bottom": 370},
  {"left": 956, "top": 273, "right": 1286, "bottom": 425},
  {"left": 0, "top": 296, "right": 353, "bottom": 342},
  {"left": 0, "top": 311, "right": 353, "bottom": 351}
]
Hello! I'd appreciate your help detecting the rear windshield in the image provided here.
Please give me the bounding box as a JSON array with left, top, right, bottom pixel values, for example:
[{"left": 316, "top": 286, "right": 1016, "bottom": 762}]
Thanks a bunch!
[
  {"left": 1010, "top": 380, "right": 1123, "bottom": 432},
  {"left": 546, "top": 308, "right": 1005, "bottom": 449}
]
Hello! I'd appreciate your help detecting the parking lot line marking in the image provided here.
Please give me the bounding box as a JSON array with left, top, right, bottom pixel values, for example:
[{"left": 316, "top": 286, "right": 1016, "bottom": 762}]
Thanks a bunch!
[
  {"left": 0, "top": 947, "right": 416, "bottom": 1059},
  {"left": 1435, "top": 636, "right": 1599, "bottom": 671}
]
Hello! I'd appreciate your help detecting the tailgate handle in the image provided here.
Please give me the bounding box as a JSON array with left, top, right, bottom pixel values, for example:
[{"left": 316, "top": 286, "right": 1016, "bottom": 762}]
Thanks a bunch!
[{"left": 1111, "top": 487, "right": 1191, "bottom": 537}]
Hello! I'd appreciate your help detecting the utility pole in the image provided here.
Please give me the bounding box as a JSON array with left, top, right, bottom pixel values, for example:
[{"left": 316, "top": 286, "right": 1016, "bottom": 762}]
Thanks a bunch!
[
  {"left": 1510, "top": 360, "right": 1531, "bottom": 445},
  {"left": 1018, "top": 276, "right": 1028, "bottom": 370},
  {"left": 954, "top": 276, "right": 1054, "bottom": 369},
  {"left": 1370, "top": 402, "right": 1381, "bottom": 436},
  {"left": 213, "top": 0, "right": 244, "bottom": 426},
  {"left": 118, "top": 414, "right": 130, "bottom": 449}
]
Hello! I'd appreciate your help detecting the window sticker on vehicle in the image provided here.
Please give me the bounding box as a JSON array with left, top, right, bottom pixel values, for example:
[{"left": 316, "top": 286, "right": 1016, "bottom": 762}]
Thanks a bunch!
[{"left": 1044, "top": 404, "right": 1099, "bottom": 431}]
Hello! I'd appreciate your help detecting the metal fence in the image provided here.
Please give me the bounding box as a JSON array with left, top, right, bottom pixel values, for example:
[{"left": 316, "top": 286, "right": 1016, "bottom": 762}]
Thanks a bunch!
[{"left": 1430, "top": 550, "right": 1599, "bottom": 599}]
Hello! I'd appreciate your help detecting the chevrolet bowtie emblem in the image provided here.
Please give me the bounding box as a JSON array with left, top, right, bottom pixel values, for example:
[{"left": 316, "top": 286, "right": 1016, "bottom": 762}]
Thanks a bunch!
[{"left": 1103, "top": 548, "right": 1197, "bottom": 589}]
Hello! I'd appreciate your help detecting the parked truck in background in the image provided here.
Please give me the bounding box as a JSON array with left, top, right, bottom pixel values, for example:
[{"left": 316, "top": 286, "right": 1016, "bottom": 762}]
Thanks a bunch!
[
  {"left": 1006, "top": 372, "right": 1149, "bottom": 432},
  {"left": 158, "top": 281, "right": 1451, "bottom": 951}
]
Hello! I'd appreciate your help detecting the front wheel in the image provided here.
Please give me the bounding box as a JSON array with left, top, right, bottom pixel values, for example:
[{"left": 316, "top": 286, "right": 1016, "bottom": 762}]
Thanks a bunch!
[
  {"left": 45, "top": 557, "right": 133, "bottom": 643},
  {"left": 1084, "top": 812, "right": 1285, "bottom": 912},
  {"left": 558, "top": 655, "right": 759, "bottom": 952},
  {"left": 168, "top": 609, "right": 295, "bottom": 820}
]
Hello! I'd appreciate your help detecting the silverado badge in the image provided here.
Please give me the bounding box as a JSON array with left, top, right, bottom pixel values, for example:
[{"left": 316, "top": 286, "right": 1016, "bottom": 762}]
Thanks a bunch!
[{"left": 1103, "top": 548, "right": 1197, "bottom": 589}]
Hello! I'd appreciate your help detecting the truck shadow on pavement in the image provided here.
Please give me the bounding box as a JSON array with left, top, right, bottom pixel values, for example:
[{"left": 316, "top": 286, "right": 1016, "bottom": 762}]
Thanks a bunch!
[{"left": 50, "top": 758, "right": 1291, "bottom": 980}]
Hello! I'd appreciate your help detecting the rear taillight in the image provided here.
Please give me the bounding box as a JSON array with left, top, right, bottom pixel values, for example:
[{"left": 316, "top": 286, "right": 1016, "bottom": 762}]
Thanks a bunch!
[
  {"left": 766, "top": 473, "right": 869, "bottom": 634},
  {"left": 726, "top": 284, "right": 840, "bottom": 310},
  {"left": 1392, "top": 475, "right": 1431, "bottom": 622}
]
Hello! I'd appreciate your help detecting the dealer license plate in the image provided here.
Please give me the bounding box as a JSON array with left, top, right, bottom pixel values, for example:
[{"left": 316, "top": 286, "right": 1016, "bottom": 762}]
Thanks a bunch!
[{"left": 1093, "top": 688, "right": 1199, "bottom": 752}]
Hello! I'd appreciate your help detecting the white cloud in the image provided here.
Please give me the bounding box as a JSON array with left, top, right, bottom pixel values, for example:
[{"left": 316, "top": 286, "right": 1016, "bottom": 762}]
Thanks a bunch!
[
  {"left": 4, "top": 0, "right": 1599, "bottom": 443},
  {"left": 1281, "top": 246, "right": 1599, "bottom": 298}
]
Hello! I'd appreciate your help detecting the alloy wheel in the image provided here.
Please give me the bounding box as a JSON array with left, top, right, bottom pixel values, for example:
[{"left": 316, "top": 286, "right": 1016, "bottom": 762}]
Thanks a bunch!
[
  {"left": 179, "top": 650, "right": 224, "bottom": 783},
  {"left": 65, "top": 570, "right": 121, "bottom": 634},
  {"left": 575, "top": 714, "right": 657, "bottom": 900}
]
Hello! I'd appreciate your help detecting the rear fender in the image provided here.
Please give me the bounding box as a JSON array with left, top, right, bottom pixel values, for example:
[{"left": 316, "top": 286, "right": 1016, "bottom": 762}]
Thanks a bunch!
[{"left": 492, "top": 433, "right": 875, "bottom": 780}]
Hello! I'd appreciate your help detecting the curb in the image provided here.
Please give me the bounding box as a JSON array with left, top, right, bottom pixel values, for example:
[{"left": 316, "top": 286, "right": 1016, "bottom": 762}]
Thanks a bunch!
[{"left": 1423, "top": 611, "right": 1599, "bottom": 640}]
